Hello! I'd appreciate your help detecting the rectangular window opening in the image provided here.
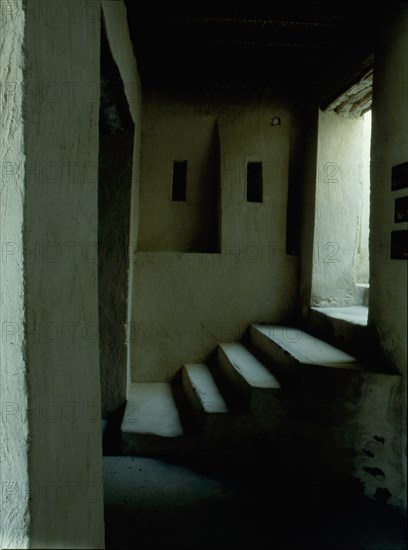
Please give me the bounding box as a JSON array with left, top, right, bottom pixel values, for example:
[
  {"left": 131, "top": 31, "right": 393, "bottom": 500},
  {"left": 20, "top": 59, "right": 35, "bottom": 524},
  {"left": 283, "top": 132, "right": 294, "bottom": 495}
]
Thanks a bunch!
[
  {"left": 172, "top": 160, "right": 187, "bottom": 201},
  {"left": 247, "top": 162, "right": 263, "bottom": 202}
]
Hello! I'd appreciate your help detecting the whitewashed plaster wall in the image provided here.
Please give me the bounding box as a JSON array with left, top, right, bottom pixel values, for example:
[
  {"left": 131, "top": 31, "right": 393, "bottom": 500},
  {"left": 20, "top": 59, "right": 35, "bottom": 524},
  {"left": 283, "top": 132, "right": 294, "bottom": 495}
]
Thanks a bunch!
[
  {"left": 1, "top": 1, "right": 106, "bottom": 547},
  {"left": 100, "top": 0, "right": 142, "bottom": 416},
  {"left": 0, "top": 1, "right": 30, "bottom": 547},
  {"left": 369, "top": 4, "right": 408, "bottom": 510},
  {"left": 299, "top": 5, "right": 407, "bottom": 510},
  {"left": 131, "top": 92, "right": 299, "bottom": 381},
  {"left": 311, "top": 110, "right": 370, "bottom": 306}
]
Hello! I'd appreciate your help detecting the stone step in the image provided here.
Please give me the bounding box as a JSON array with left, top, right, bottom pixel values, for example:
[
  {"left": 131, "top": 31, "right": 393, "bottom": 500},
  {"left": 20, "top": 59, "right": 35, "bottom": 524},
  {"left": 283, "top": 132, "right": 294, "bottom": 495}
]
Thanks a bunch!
[
  {"left": 121, "top": 381, "right": 257, "bottom": 460},
  {"left": 311, "top": 306, "right": 368, "bottom": 327},
  {"left": 307, "top": 306, "right": 372, "bottom": 364},
  {"left": 182, "top": 363, "right": 228, "bottom": 420},
  {"left": 249, "top": 324, "right": 364, "bottom": 382},
  {"left": 217, "top": 343, "right": 281, "bottom": 410},
  {"left": 121, "top": 382, "right": 183, "bottom": 454},
  {"left": 121, "top": 383, "right": 183, "bottom": 438}
]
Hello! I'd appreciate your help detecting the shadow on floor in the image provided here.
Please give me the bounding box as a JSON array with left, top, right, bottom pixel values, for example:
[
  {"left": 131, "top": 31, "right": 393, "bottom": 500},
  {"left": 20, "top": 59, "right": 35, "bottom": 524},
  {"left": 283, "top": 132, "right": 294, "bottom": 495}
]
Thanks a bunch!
[{"left": 103, "top": 455, "right": 407, "bottom": 550}]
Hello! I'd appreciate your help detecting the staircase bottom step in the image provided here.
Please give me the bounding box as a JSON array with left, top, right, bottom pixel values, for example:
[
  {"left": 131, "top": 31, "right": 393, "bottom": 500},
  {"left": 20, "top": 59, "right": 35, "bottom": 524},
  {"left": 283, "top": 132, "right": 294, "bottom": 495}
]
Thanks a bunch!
[
  {"left": 120, "top": 383, "right": 264, "bottom": 460},
  {"left": 121, "top": 383, "right": 183, "bottom": 438}
]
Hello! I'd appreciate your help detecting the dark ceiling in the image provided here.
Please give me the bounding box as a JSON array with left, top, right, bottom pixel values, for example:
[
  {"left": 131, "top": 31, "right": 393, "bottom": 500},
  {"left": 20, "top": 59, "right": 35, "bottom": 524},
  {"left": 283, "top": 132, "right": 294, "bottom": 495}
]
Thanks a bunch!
[{"left": 124, "top": 1, "right": 384, "bottom": 90}]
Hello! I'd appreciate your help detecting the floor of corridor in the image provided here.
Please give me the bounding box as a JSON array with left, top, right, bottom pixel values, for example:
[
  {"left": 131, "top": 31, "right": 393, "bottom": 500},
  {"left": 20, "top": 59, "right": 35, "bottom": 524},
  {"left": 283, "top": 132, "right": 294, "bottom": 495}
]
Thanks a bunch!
[{"left": 103, "top": 455, "right": 406, "bottom": 550}]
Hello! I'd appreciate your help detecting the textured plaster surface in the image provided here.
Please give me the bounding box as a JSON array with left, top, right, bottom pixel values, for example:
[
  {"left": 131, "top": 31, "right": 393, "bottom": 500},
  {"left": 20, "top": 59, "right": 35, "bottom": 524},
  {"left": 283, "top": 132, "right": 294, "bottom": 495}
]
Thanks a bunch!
[
  {"left": 312, "top": 110, "right": 371, "bottom": 306},
  {"left": 0, "top": 2, "right": 29, "bottom": 548},
  {"left": 137, "top": 108, "right": 219, "bottom": 252},
  {"left": 21, "top": 1, "right": 104, "bottom": 546},
  {"left": 98, "top": 129, "right": 133, "bottom": 418},
  {"left": 131, "top": 93, "right": 299, "bottom": 381},
  {"left": 249, "top": 325, "right": 403, "bottom": 508},
  {"left": 369, "top": 5, "right": 408, "bottom": 510},
  {"left": 299, "top": 7, "right": 407, "bottom": 510},
  {"left": 102, "top": 0, "right": 142, "bottom": 406}
]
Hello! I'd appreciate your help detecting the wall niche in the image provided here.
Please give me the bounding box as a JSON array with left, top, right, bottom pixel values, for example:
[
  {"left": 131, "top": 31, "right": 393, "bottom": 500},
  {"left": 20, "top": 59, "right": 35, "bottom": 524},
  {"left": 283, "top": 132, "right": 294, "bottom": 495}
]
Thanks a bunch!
[{"left": 138, "top": 107, "right": 220, "bottom": 253}]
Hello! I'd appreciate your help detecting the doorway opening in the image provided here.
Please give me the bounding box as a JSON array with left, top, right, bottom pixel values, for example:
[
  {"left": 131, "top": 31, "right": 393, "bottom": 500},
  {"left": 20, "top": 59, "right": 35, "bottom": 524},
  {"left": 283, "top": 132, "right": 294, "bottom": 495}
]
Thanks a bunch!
[
  {"left": 98, "top": 20, "right": 135, "bottom": 420},
  {"left": 311, "top": 67, "right": 372, "bottom": 324}
]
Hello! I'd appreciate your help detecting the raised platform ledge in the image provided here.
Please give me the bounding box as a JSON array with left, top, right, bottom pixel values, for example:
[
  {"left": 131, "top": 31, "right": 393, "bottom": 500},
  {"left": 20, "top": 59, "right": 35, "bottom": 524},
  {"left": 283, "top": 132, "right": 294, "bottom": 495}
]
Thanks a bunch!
[{"left": 311, "top": 306, "right": 368, "bottom": 326}]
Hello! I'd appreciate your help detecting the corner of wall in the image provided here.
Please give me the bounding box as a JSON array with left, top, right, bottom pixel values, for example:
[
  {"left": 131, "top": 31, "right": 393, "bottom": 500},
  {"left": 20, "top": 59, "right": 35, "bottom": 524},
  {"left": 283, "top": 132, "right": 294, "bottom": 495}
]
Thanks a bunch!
[{"left": 101, "top": 0, "right": 142, "bottom": 400}]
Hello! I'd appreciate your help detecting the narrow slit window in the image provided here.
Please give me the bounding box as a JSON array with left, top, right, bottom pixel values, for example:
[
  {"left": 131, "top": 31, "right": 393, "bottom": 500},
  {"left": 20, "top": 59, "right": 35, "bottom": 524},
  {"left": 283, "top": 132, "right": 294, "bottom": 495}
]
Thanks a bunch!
[
  {"left": 246, "top": 162, "right": 263, "bottom": 202},
  {"left": 172, "top": 160, "right": 187, "bottom": 201}
]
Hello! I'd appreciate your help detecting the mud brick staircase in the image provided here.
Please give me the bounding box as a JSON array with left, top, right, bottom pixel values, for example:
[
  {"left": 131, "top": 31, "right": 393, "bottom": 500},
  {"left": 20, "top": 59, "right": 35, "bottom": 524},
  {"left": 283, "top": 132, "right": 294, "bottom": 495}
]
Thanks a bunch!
[{"left": 120, "top": 325, "right": 401, "bottom": 497}]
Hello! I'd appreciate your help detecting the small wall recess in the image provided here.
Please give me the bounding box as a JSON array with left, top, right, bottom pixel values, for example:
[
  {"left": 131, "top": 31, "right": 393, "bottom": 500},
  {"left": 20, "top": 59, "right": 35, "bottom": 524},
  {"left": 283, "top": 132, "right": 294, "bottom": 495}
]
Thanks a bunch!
[
  {"left": 172, "top": 160, "right": 187, "bottom": 201},
  {"left": 246, "top": 162, "right": 263, "bottom": 203}
]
